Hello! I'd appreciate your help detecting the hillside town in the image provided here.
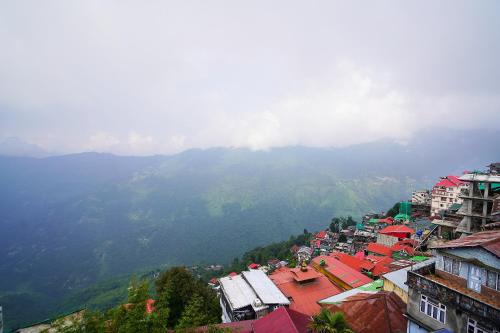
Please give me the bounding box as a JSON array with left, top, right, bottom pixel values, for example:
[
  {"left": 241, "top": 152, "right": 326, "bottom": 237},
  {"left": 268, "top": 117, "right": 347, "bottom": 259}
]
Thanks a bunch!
[
  {"left": 210, "top": 163, "right": 500, "bottom": 333},
  {"left": 9, "top": 163, "right": 500, "bottom": 333}
]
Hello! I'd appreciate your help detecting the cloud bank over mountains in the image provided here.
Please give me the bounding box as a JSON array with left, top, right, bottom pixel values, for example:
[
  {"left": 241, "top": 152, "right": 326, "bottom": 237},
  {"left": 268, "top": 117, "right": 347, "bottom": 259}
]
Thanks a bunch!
[{"left": 1, "top": 1, "right": 499, "bottom": 155}]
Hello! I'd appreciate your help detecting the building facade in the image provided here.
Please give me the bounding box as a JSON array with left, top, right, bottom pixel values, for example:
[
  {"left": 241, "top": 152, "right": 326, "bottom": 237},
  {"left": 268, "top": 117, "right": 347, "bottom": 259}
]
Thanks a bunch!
[
  {"left": 406, "top": 231, "right": 500, "bottom": 333},
  {"left": 430, "top": 176, "right": 468, "bottom": 217},
  {"left": 456, "top": 171, "right": 500, "bottom": 234}
]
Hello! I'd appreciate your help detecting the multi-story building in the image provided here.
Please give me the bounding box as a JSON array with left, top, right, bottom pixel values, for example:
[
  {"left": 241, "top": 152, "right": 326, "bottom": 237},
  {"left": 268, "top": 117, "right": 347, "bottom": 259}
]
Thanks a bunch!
[
  {"left": 430, "top": 176, "right": 468, "bottom": 216},
  {"left": 456, "top": 167, "right": 500, "bottom": 235},
  {"left": 406, "top": 230, "right": 500, "bottom": 333},
  {"left": 219, "top": 270, "right": 290, "bottom": 323},
  {"left": 412, "top": 190, "right": 431, "bottom": 205}
]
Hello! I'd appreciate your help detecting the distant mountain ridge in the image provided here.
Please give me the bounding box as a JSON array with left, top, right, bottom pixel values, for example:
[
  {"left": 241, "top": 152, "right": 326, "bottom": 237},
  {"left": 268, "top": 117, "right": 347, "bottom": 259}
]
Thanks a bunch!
[{"left": 0, "top": 128, "right": 498, "bottom": 330}]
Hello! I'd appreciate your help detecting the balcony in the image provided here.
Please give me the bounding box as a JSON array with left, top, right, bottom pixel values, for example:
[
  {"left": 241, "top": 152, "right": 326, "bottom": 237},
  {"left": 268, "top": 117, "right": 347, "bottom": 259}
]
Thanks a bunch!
[{"left": 407, "top": 269, "right": 500, "bottom": 326}]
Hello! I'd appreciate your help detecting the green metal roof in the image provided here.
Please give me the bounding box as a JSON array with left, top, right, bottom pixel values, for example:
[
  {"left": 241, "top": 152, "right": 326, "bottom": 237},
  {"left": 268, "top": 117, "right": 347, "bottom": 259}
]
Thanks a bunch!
[
  {"left": 394, "top": 213, "right": 411, "bottom": 221},
  {"left": 410, "top": 256, "right": 428, "bottom": 262}
]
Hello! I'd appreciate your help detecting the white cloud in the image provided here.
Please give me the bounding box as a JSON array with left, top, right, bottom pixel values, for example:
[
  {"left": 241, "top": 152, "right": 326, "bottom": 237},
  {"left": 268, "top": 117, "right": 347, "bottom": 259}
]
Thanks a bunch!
[
  {"left": 86, "top": 132, "right": 120, "bottom": 151},
  {"left": 0, "top": 1, "right": 499, "bottom": 155}
]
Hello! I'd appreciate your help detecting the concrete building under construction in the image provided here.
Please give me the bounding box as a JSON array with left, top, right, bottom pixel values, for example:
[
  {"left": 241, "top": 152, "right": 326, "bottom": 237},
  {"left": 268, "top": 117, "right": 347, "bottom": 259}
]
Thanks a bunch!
[{"left": 455, "top": 164, "right": 500, "bottom": 235}]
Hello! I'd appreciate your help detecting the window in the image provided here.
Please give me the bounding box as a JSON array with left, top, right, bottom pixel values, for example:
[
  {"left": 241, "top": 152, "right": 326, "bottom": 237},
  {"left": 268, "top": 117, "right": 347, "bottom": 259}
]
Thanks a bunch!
[
  {"left": 467, "top": 318, "right": 495, "bottom": 333},
  {"left": 443, "top": 256, "right": 460, "bottom": 275},
  {"left": 420, "top": 295, "right": 445, "bottom": 323},
  {"left": 486, "top": 270, "right": 498, "bottom": 290}
]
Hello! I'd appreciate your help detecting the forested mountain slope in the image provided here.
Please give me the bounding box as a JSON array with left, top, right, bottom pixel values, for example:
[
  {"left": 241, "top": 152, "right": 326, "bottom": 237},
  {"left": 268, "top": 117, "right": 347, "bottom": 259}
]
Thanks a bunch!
[{"left": 0, "top": 128, "right": 497, "bottom": 330}]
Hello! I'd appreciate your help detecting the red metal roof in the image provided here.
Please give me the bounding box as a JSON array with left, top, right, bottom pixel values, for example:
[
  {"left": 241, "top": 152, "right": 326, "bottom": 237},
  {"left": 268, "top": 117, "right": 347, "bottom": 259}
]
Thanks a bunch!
[
  {"left": 431, "top": 230, "right": 500, "bottom": 257},
  {"left": 248, "top": 263, "right": 260, "bottom": 269},
  {"left": 377, "top": 217, "right": 394, "bottom": 224},
  {"left": 434, "top": 175, "right": 465, "bottom": 188},
  {"left": 252, "top": 306, "right": 311, "bottom": 333},
  {"left": 324, "top": 291, "right": 407, "bottom": 333},
  {"left": 290, "top": 267, "right": 322, "bottom": 282},
  {"left": 330, "top": 252, "right": 374, "bottom": 271},
  {"left": 379, "top": 225, "right": 415, "bottom": 235},
  {"left": 390, "top": 243, "right": 415, "bottom": 256},
  {"left": 269, "top": 266, "right": 342, "bottom": 316},
  {"left": 312, "top": 256, "right": 373, "bottom": 288},
  {"left": 354, "top": 251, "right": 365, "bottom": 259},
  {"left": 316, "top": 230, "right": 327, "bottom": 239},
  {"left": 367, "top": 243, "right": 394, "bottom": 256},
  {"left": 371, "top": 262, "right": 392, "bottom": 277}
]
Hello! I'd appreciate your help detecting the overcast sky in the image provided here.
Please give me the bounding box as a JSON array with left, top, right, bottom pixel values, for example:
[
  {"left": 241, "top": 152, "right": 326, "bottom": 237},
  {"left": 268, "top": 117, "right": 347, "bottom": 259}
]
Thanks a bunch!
[{"left": 1, "top": 1, "right": 499, "bottom": 155}]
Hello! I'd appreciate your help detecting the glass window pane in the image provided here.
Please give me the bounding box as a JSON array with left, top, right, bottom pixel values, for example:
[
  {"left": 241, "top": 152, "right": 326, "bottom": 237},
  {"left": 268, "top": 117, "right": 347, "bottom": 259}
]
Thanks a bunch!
[
  {"left": 452, "top": 259, "right": 460, "bottom": 275},
  {"left": 487, "top": 271, "right": 497, "bottom": 289}
]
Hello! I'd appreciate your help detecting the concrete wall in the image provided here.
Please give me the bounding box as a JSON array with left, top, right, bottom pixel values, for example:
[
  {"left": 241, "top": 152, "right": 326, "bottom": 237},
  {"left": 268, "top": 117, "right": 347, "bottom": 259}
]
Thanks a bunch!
[
  {"left": 407, "top": 287, "right": 462, "bottom": 333},
  {"left": 382, "top": 278, "right": 408, "bottom": 303},
  {"left": 376, "top": 233, "right": 398, "bottom": 247}
]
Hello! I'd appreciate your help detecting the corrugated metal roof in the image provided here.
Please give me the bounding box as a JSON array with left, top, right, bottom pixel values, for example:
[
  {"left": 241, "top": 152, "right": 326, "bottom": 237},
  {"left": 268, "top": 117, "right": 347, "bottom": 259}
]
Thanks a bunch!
[
  {"left": 219, "top": 274, "right": 266, "bottom": 311},
  {"left": 379, "top": 225, "right": 415, "bottom": 234},
  {"left": 242, "top": 270, "right": 290, "bottom": 305},
  {"left": 252, "top": 307, "right": 310, "bottom": 333},
  {"left": 431, "top": 230, "right": 500, "bottom": 257},
  {"left": 382, "top": 258, "right": 435, "bottom": 293},
  {"left": 324, "top": 291, "right": 407, "bottom": 333},
  {"left": 312, "top": 256, "right": 374, "bottom": 288},
  {"left": 318, "top": 280, "right": 383, "bottom": 304},
  {"left": 269, "top": 266, "right": 342, "bottom": 316}
]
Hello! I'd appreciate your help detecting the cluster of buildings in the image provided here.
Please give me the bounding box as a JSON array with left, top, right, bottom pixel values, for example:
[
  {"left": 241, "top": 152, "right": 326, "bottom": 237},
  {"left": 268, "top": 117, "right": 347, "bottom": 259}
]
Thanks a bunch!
[
  {"left": 214, "top": 163, "right": 500, "bottom": 333},
  {"left": 8, "top": 163, "right": 499, "bottom": 333}
]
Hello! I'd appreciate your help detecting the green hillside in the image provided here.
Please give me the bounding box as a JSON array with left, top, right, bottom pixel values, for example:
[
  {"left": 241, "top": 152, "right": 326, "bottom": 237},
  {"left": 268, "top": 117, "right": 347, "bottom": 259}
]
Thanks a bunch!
[{"left": 0, "top": 130, "right": 497, "bottom": 331}]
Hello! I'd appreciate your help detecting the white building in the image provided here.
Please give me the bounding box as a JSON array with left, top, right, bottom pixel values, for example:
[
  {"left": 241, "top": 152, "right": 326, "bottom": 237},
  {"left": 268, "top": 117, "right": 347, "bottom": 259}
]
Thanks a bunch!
[
  {"left": 430, "top": 175, "right": 468, "bottom": 216},
  {"left": 219, "top": 270, "right": 290, "bottom": 323},
  {"left": 411, "top": 190, "right": 431, "bottom": 205}
]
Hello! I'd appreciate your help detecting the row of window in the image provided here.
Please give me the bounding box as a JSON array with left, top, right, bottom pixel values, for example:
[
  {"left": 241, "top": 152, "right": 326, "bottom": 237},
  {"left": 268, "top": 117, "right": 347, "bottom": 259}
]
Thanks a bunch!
[
  {"left": 443, "top": 256, "right": 460, "bottom": 275},
  {"left": 486, "top": 270, "right": 500, "bottom": 291},
  {"left": 420, "top": 295, "right": 497, "bottom": 333},
  {"left": 467, "top": 318, "right": 498, "bottom": 333},
  {"left": 442, "top": 256, "right": 500, "bottom": 292},
  {"left": 420, "top": 295, "right": 445, "bottom": 324}
]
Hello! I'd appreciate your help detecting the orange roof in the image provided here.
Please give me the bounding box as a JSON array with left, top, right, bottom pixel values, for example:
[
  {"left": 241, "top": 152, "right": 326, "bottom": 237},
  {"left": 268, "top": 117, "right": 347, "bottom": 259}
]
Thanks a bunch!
[
  {"left": 330, "top": 252, "right": 374, "bottom": 271},
  {"left": 316, "top": 230, "right": 327, "bottom": 239},
  {"left": 379, "top": 225, "right": 415, "bottom": 235},
  {"left": 367, "top": 243, "right": 394, "bottom": 256},
  {"left": 270, "top": 266, "right": 342, "bottom": 316},
  {"left": 290, "top": 267, "right": 322, "bottom": 282},
  {"left": 312, "top": 256, "right": 373, "bottom": 288},
  {"left": 391, "top": 243, "right": 415, "bottom": 255},
  {"left": 324, "top": 292, "right": 407, "bottom": 333}
]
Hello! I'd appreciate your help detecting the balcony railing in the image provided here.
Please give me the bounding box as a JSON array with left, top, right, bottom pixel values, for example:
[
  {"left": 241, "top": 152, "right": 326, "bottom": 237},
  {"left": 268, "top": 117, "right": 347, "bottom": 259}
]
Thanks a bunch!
[{"left": 407, "top": 270, "right": 500, "bottom": 327}]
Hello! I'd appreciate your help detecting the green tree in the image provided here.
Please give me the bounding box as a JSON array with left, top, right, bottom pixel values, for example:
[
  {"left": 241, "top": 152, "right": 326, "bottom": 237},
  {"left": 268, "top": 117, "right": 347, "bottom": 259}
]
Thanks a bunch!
[
  {"left": 108, "top": 278, "right": 152, "bottom": 333},
  {"left": 309, "top": 308, "right": 353, "bottom": 333},
  {"left": 176, "top": 294, "right": 211, "bottom": 329},
  {"left": 156, "top": 267, "right": 220, "bottom": 328}
]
